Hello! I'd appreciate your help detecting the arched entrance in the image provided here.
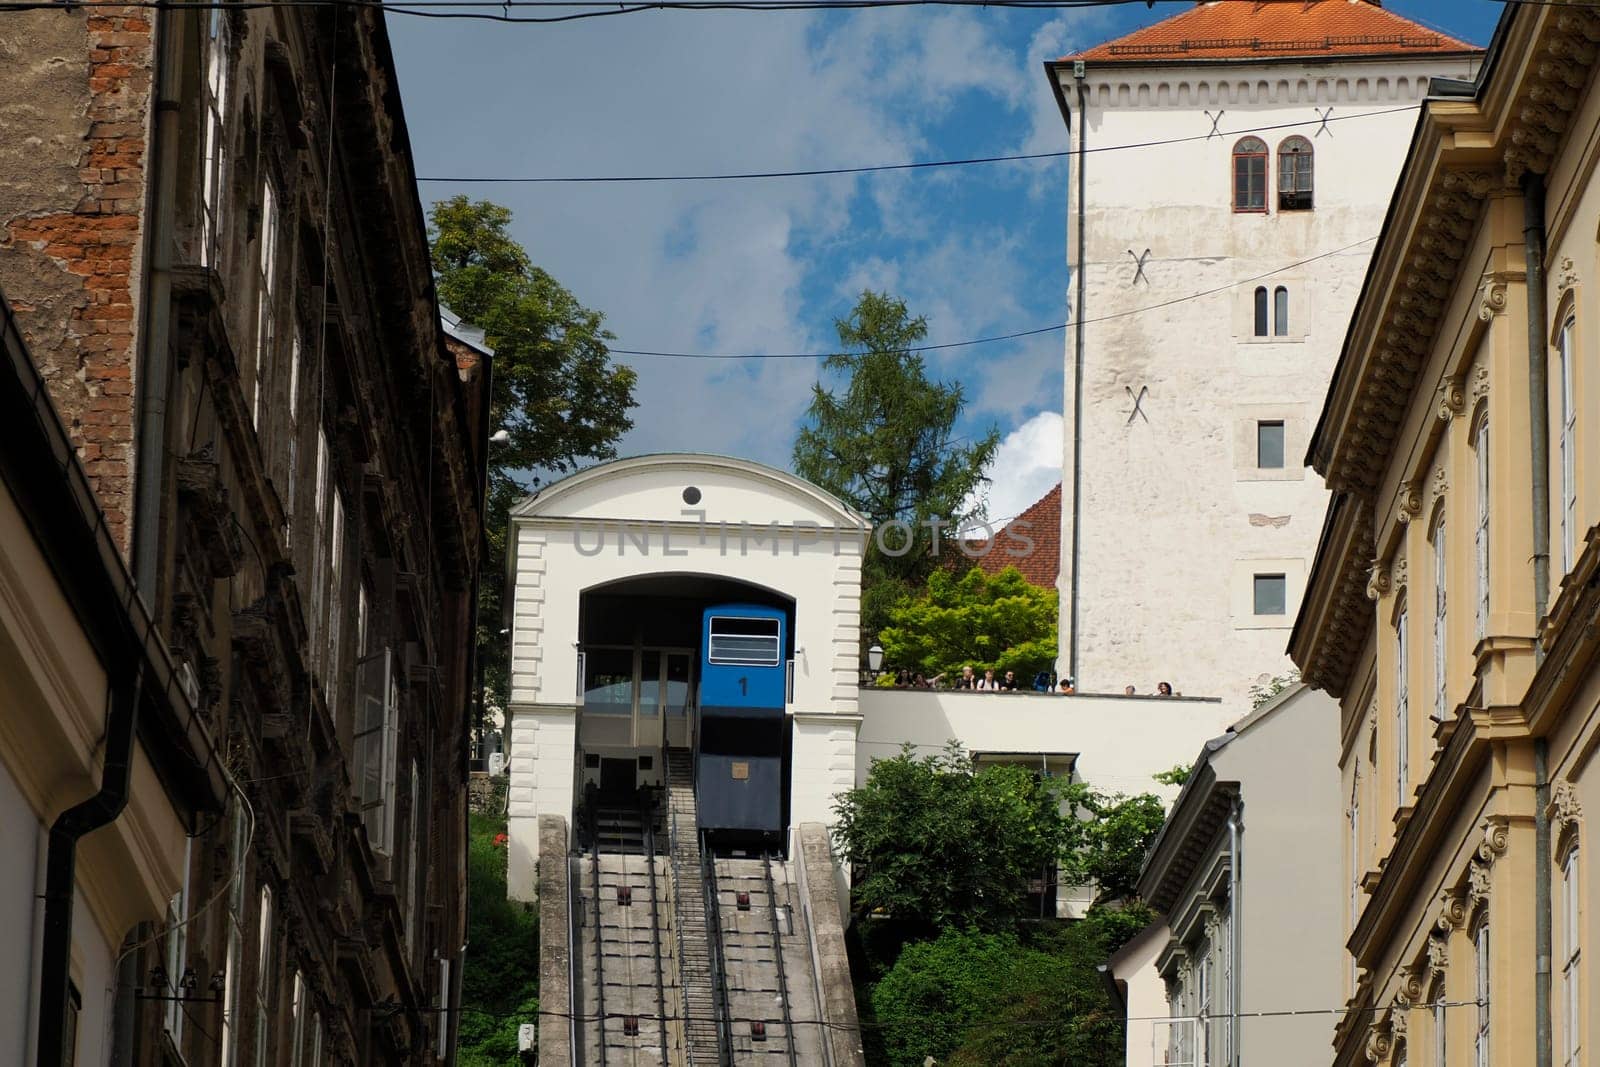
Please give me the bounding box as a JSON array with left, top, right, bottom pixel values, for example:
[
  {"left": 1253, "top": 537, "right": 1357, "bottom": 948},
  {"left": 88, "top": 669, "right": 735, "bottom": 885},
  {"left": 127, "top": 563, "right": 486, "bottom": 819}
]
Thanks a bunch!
[{"left": 575, "top": 573, "right": 796, "bottom": 849}]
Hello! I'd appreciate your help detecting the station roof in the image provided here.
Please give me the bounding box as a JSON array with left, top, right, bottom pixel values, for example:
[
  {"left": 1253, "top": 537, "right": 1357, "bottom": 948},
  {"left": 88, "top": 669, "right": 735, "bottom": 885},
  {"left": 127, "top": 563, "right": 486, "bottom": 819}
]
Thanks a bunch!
[{"left": 1063, "top": 1, "right": 1476, "bottom": 65}]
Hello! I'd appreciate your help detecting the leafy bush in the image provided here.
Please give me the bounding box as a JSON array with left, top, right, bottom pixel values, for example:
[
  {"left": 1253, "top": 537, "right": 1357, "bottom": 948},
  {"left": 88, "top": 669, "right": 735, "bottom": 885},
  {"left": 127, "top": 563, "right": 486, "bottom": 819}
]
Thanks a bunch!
[
  {"left": 833, "top": 744, "right": 1071, "bottom": 930},
  {"left": 878, "top": 566, "right": 1057, "bottom": 680},
  {"left": 458, "top": 812, "right": 539, "bottom": 1066},
  {"left": 869, "top": 925, "right": 1123, "bottom": 1067}
]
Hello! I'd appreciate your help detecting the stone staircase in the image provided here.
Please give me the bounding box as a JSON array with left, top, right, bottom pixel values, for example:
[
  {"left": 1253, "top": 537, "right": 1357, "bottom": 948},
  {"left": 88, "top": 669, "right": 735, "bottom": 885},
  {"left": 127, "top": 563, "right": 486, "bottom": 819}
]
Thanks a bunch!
[{"left": 666, "top": 748, "right": 725, "bottom": 1064}]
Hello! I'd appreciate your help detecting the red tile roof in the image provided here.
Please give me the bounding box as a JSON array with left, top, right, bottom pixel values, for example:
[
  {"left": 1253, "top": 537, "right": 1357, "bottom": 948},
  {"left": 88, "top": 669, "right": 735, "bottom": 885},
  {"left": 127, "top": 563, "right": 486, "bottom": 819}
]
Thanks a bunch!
[
  {"left": 1064, "top": 1, "right": 1477, "bottom": 64},
  {"left": 961, "top": 483, "right": 1060, "bottom": 589}
]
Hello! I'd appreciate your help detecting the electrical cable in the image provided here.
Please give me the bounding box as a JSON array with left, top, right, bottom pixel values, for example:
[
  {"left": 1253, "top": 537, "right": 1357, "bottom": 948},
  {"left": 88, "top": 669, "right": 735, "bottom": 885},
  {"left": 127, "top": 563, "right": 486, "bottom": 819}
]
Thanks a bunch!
[
  {"left": 606, "top": 235, "right": 1376, "bottom": 359},
  {"left": 416, "top": 105, "right": 1421, "bottom": 184}
]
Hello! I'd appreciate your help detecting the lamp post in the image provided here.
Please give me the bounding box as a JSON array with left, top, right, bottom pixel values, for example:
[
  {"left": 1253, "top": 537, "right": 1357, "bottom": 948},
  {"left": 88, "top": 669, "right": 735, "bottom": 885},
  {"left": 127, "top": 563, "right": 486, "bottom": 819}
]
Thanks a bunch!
[{"left": 867, "top": 643, "right": 883, "bottom": 682}]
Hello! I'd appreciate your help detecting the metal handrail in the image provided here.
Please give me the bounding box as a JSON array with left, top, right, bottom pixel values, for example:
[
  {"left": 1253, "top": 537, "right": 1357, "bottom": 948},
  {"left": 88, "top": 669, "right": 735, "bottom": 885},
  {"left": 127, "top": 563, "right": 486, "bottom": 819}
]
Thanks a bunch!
[
  {"left": 701, "top": 837, "right": 735, "bottom": 1065},
  {"left": 591, "top": 818, "right": 608, "bottom": 1067},
  {"left": 642, "top": 793, "right": 670, "bottom": 1065},
  {"left": 762, "top": 852, "right": 799, "bottom": 1067},
  {"left": 664, "top": 749, "right": 694, "bottom": 1065}
]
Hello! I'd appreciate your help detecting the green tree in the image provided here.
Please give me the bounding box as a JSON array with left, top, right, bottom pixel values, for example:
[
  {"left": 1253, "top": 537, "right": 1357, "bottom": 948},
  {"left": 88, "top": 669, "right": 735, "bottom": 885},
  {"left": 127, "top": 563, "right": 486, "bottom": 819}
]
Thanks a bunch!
[
  {"left": 793, "top": 291, "right": 999, "bottom": 644},
  {"left": 428, "top": 196, "right": 637, "bottom": 708},
  {"left": 869, "top": 926, "right": 1123, "bottom": 1067},
  {"left": 1055, "top": 783, "right": 1168, "bottom": 905},
  {"left": 877, "top": 565, "right": 1057, "bottom": 681},
  {"left": 832, "top": 744, "right": 1070, "bottom": 930},
  {"left": 457, "top": 811, "right": 539, "bottom": 1065}
]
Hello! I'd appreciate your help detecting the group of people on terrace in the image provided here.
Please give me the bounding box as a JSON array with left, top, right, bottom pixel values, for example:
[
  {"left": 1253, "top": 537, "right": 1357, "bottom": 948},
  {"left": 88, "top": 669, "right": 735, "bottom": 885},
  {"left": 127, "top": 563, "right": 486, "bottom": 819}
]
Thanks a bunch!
[{"left": 882, "top": 666, "right": 1179, "bottom": 696}]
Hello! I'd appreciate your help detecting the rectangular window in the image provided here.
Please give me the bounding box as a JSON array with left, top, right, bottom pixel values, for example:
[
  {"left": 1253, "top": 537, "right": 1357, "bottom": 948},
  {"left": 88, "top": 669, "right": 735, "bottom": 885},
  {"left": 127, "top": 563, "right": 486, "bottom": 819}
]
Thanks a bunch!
[
  {"left": 325, "top": 491, "right": 345, "bottom": 711},
  {"left": 406, "top": 757, "right": 423, "bottom": 950},
  {"left": 1197, "top": 944, "right": 1213, "bottom": 1067},
  {"left": 290, "top": 971, "right": 307, "bottom": 1067},
  {"left": 64, "top": 982, "right": 80, "bottom": 1067},
  {"left": 1252, "top": 574, "right": 1286, "bottom": 616},
  {"left": 1562, "top": 847, "right": 1581, "bottom": 1067},
  {"left": 1476, "top": 922, "right": 1491, "bottom": 1067},
  {"left": 253, "top": 179, "right": 278, "bottom": 428},
  {"left": 1397, "top": 607, "right": 1410, "bottom": 804},
  {"left": 162, "top": 836, "right": 192, "bottom": 1041},
  {"left": 1476, "top": 419, "right": 1490, "bottom": 641},
  {"left": 309, "top": 428, "right": 329, "bottom": 671},
  {"left": 1434, "top": 982, "right": 1448, "bottom": 1067},
  {"left": 255, "top": 886, "right": 274, "bottom": 1066},
  {"left": 221, "top": 800, "right": 248, "bottom": 1066},
  {"left": 1434, "top": 516, "right": 1448, "bottom": 724},
  {"left": 1256, "top": 421, "right": 1285, "bottom": 469},
  {"left": 355, "top": 650, "right": 399, "bottom": 855},
  {"left": 285, "top": 330, "right": 301, "bottom": 541},
  {"left": 1560, "top": 317, "right": 1577, "bottom": 575},
  {"left": 200, "top": 10, "right": 229, "bottom": 268},
  {"left": 707, "top": 615, "right": 782, "bottom": 665},
  {"left": 310, "top": 1014, "right": 323, "bottom": 1067}
]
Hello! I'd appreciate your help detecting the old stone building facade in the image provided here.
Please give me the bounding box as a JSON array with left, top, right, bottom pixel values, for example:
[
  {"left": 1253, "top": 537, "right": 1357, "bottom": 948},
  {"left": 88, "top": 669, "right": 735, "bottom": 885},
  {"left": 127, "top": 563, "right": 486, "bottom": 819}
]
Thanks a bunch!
[
  {"left": 1, "top": 4, "right": 487, "bottom": 1065},
  {"left": 1291, "top": 3, "right": 1600, "bottom": 1063}
]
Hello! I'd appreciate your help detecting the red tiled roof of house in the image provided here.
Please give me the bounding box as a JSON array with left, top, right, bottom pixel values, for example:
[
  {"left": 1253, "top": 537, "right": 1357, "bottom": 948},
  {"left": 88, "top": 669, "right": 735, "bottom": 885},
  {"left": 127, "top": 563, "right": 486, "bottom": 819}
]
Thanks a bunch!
[
  {"left": 963, "top": 483, "right": 1060, "bottom": 589},
  {"left": 1064, "top": 1, "right": 1477, "bottom": 64}
]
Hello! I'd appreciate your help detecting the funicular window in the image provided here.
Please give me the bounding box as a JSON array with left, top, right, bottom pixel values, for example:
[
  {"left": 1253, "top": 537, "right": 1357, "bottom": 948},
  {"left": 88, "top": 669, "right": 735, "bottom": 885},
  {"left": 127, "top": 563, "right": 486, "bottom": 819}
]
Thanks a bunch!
[{"left": 708, "top": 615, "right": 782, "bottom": 666}]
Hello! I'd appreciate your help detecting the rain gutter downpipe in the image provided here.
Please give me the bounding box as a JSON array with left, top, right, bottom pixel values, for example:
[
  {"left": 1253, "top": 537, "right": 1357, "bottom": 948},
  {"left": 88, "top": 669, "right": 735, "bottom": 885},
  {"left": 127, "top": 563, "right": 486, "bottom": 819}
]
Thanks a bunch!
[
  {"left": 133, "top": 5, "right": 181, "bottom": 591},
  {"left": 1228, "top": 799, "right": 1242, "bottom": 1067},
  {"left": 1522, "top": 171, "right": 1553, "bottom": 1067},
  {"left": 37, "top": 670, "right": 144, "bottom": 1067},
  {"left": 1069, "top": 66, "right": 1087, "bottom": 686}
]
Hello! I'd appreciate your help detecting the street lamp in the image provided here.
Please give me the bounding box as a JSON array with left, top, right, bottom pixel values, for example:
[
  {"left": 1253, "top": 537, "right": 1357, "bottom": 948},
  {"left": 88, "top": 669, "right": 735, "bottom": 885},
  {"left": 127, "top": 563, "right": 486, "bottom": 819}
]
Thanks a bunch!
[
  {"left": 867, "top": 644, "right": 884, "bottom": 673},
  {"left": 489, "top": 428, "right": 511, "bottom": 445}
]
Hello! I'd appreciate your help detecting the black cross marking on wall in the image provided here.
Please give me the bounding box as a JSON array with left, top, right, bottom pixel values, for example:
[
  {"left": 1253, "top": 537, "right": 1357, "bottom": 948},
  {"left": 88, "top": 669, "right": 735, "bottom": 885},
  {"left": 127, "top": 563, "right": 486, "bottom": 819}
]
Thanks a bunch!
[
  {"left": 1205, "top": 109, "right": 1226, "bottom": 139},
  {"left": 1127, "top": 248, "right": 1152, "bottom": 286},
  {"left": 1125, "top": 385, "right": 1150, "bottom": 425},
  {"left": 1315, "top": 107, "right": 1334, "bottom": 137}
]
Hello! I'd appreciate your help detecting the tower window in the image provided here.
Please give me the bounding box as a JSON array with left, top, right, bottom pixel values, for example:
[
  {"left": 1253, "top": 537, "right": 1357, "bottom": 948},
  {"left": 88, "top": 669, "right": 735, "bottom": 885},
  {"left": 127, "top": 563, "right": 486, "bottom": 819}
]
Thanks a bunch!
[
  {"left": 1253, "top": 574, "right": 1287, "bottom": 616},
  {"left": 1274, "top": 286, "right": 1290, "bottom": 336},
  {"left": 1278, "top": 136, "right": 1314, "bottom": 211},
  {"left": 1253, "top": 287, "right": 1269, "bottom": 337},
  {"left": 1256, "top": 421, "right": 1285, "bottom": 469},
  {"left": 1233, "top": 137, "right": 1268, "bottom": 212}
]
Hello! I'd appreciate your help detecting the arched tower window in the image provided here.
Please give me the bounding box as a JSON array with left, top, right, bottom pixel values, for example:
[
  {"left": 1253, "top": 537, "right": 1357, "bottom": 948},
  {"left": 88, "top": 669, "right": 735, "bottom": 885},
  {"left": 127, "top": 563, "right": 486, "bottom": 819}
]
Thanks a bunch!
[
  {"left": 1233, "top": 137, "right": 1268, "bottom": 212},
  {"left": 1253, "top": 286, "right": 1269, "bottom": 336},
  {"left": 1274, "top": 286, "right": 1289, "bottom": 336},
  {"left": 1279, "top": 135, "right": 1314, "bottom": 210}
]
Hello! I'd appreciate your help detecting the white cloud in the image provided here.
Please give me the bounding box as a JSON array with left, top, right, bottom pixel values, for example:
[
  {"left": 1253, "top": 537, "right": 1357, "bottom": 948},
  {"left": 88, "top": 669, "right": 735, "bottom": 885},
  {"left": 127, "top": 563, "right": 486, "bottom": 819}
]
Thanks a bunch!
[
  {"left": 971, "top": 409, "right": 1062, "bottom": 526},
  {"left": 389, "top": 8, "right": 1095, "bottom": 469}
]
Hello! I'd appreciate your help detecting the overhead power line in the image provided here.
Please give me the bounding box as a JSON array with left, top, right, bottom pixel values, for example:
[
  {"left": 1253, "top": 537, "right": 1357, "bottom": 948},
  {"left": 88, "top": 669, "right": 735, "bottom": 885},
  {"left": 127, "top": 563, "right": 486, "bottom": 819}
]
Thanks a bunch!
[
  {"left": 415, "top": 106, "right": 1421, "bottom": 184},
  {"left": 607, "top": 235, "right": 1377, "bottom": 360}
]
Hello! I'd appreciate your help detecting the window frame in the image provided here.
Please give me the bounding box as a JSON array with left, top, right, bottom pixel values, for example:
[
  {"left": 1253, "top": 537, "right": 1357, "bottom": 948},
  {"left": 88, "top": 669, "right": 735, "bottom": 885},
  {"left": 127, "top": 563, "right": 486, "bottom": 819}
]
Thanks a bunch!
[
  {"left": 1273, "top": 285, "right": 1290, "bottom": 336},
  {"left": 1232, "top": 137, "right": 1269, "bottom": 213},
  {"left": 1475, "top": 412, "right": 1490, "bottom": 642},
  {"left": 1558, "top": 315, "right": 1577, "bottom": 575},
  {"left": 252, "top": 177, "right": 279, "bottom": 429},
  {"left": 1396, "top": 602, "right": 1410, "bottom": 805},
  {"left": 254, "top": 885, "right": 275, "bottom": 1065},
  {"left": 1562, "top": 844, "right": 1581, "bottom": 1067},
  {"left": 1256, "top": 420, "right": 1286, "bottom": 470},
  {"left": 1475, "top": 919, "right": 1491, "bottom": 1067},
  {"left": 1277, "top": 135, "right": 1314, "bottom": 211},
  {"left": 200, "top": 9, "right": 230, "bottom": 269},
  {"left": 1252, "top": 573, "right": 1287, "bottom": 616},
  {"left": 1253, "top": 286, "right": 1269, "bottom": 337},
  {"left": 1433, "top": 508, "right": 1448, "bottom": 724}
]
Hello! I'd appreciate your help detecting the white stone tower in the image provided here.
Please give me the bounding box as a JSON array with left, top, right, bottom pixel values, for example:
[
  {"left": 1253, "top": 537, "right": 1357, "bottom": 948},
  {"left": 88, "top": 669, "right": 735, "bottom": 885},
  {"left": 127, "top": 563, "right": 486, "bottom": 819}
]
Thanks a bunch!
[{"left": 1046, "top": 1, "right": 1480, "bottom": 705}]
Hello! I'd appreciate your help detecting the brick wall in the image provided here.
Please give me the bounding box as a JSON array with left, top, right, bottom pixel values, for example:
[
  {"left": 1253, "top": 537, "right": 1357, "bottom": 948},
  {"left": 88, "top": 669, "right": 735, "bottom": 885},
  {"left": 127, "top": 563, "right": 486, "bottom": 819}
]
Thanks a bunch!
[{"left": 0, "top": 8, "right": 152, "bottom": 553}]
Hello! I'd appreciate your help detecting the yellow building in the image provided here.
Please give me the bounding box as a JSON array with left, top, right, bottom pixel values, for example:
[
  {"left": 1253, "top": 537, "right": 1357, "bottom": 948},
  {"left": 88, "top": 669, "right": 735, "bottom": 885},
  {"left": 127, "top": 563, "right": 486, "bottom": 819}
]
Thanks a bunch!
[{"left": 1290, "top": 5, "right": 1600, "bottom": 1065}]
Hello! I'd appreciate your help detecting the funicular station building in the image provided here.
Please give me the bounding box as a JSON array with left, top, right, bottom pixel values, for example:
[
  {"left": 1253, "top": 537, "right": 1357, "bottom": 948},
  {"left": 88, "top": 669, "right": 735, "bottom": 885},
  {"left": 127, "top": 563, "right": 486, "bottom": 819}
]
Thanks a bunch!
[{"left": 503, "top": 453, "right": 1241, "bottom": 1066}]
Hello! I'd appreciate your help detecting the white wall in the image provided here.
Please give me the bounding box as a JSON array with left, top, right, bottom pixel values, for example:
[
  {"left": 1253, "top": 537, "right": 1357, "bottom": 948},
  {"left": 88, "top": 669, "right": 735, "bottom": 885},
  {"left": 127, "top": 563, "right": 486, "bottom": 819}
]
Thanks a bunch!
[
  {"left": 1055, "top": 56, "right": 1479, "bottom": 709},
  {"left": 855, "top": 689, "right": 1239, "bottom": 800}
]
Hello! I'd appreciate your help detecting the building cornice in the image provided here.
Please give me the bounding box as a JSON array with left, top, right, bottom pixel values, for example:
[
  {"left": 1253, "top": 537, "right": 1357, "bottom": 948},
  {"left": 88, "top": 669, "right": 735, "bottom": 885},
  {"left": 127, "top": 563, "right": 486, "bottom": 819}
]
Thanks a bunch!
[{"left": 1298, "top": 3, "right": 1600, "bottom": 696}]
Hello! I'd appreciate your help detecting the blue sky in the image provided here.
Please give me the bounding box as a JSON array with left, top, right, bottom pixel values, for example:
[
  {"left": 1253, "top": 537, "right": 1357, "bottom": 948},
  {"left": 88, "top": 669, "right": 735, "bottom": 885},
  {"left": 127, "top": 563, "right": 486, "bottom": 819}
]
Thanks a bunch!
[{"left": 389, "top": 0, "right": 1502, "bottom": 522}]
